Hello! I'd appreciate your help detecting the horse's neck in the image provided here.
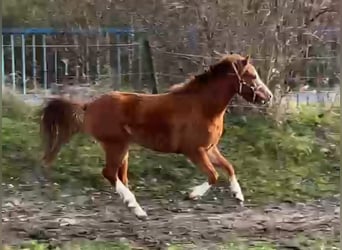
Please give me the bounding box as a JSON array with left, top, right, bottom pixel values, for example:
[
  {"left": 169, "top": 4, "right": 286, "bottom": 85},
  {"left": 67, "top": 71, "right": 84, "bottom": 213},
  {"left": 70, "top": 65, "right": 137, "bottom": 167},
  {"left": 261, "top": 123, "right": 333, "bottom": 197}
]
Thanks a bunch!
[{"left": 200, "top": 78, "right": 237, "bottom": 116}]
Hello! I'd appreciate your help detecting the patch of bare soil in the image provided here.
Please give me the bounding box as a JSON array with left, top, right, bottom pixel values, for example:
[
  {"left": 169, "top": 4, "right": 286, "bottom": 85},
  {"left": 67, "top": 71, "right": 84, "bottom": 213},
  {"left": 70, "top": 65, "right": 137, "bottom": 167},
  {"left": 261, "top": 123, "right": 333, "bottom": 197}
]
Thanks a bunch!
[{"left": 2, "top": 185, "right": 340, "bottom": 249}]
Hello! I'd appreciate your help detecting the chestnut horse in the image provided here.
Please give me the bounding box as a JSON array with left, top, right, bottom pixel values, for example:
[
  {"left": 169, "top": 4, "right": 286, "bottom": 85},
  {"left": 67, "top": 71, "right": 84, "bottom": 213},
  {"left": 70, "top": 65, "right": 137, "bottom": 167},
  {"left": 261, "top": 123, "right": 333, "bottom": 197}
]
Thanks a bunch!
[{"left": 40, "top": 54, "right": 273, "bottom": 220}]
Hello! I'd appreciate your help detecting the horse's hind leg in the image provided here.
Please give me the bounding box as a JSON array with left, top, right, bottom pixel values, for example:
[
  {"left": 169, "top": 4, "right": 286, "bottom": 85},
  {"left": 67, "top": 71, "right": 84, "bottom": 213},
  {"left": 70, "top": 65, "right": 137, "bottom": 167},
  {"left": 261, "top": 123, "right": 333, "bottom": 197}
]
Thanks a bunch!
[
  {"left": 101, "top": 142, "right": 147, "bottom": 220},
  {"left": 186, "top": 149, "right": 219, "bottom": 200},
  {"left": 208, "top": 146, "right": 244, "bottom": 204},
  {"left": 118, "top": 152, "right": 129, "bottom": 186}
]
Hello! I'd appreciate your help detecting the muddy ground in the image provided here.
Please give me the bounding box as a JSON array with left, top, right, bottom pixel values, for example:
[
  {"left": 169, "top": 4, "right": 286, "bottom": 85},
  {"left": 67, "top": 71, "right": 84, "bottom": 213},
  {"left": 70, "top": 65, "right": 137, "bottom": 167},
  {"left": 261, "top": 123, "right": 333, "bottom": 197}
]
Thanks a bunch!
[{"left": 2, "top": 183, "right": 340, "bottom": 249}]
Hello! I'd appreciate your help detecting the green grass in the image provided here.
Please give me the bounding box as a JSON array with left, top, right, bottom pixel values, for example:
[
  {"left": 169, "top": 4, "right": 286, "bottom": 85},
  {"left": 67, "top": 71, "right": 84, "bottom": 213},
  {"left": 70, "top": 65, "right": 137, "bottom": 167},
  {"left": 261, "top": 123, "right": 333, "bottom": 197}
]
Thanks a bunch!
[{"left": 2, "top": 91, "right": 340, "bottom": 204}]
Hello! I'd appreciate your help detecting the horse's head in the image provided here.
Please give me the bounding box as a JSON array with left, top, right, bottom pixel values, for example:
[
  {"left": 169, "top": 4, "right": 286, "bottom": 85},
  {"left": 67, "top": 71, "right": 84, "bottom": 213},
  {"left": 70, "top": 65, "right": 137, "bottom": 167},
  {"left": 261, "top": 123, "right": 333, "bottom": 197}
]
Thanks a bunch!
[{"left": 213, "top": 53, "right": 273, "bottom": 105}]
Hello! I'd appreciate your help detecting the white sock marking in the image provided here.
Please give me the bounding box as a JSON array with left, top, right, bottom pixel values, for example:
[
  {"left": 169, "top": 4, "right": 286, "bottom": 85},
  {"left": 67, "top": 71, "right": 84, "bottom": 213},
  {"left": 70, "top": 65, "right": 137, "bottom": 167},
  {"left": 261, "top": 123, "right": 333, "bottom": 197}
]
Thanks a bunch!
[
  {"left": 230, "top": 176, "right": 244, "bottom": 202},
  {"left": 115, "top": 179, "right": 147, "bottom": 219},
  {"left": 189, "top": 181, "right": 211, "bottom": 199}
]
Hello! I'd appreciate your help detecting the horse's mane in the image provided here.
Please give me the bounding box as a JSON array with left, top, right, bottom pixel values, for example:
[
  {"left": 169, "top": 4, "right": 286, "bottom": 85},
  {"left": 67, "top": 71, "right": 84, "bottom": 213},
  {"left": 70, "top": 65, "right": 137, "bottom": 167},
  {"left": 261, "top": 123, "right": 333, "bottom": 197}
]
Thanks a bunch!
[{"left": 169, "top": 54, "right": 243, "bottom": 94}]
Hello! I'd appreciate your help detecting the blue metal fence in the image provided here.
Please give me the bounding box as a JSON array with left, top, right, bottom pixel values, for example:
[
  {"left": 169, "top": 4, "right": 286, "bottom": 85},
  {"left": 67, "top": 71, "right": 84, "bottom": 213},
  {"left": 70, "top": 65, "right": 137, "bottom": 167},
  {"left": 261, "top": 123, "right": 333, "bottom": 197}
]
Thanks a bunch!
[{"left": 2, "top": 27, "right": 145, "bottom": 94}]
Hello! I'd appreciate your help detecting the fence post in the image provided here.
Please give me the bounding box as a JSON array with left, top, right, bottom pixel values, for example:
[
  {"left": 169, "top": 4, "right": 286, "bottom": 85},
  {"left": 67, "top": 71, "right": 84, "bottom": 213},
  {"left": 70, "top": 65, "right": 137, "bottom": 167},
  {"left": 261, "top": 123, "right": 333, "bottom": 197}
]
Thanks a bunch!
[
  {"left": 137, "top": 37, "right": 143, "bottom": 91},
  {"left": 10, "top": 35, "right": 15, "bottom": 90},
  {"left": 116, "top": 34, "right": 122, "bottom": 89},
  {"left": 42, "top": 34, "right": 47, "bottom": 91},
  {"left": 128, "top": 15, "right": 135, "bottom": 84},
  {"left": 86, "top": 37, "right": 90, "bottom": 83},
  {"left": 2, "top": 35, "right": 5, "bottom": 87},
  {"left": 143, "top": 38, "right": 158, "bottom": 94},
  {"left": 96, "top": 36, "right": 100, "bottom": 80},
  {"left": 32, "top": 35, "right": 37, "bottom": 88},
  {"left": 108, "top": 33, "right": 117, "bottom": 90},
  {"left": 21, "top": 34, "right": 26, "bottom": 95},
  {"left": 54, "top": 49, "right": 58, "bottom": 83}
]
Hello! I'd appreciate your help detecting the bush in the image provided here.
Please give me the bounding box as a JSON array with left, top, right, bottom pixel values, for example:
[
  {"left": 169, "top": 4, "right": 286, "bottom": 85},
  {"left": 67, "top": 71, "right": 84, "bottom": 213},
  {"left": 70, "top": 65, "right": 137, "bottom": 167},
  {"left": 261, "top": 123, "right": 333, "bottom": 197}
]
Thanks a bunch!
[{"left": 2, "top": 87, "right": 36, "bottom": 120}]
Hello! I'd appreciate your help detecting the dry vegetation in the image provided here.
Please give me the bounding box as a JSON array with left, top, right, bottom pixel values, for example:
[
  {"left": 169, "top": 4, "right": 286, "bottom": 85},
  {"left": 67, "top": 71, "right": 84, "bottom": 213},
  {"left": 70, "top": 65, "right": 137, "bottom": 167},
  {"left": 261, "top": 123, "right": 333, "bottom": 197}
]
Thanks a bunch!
[{"left": 3, "top": 0, "right": 339, "bottom": 91}]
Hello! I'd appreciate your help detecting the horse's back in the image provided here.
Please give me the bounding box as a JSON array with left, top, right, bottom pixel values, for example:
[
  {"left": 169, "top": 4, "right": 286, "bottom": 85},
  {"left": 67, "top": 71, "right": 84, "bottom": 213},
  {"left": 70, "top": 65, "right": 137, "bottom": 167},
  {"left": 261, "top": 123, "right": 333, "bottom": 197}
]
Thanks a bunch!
[{"left": 83, "top": 91, "right": 178, "bottom": 143}]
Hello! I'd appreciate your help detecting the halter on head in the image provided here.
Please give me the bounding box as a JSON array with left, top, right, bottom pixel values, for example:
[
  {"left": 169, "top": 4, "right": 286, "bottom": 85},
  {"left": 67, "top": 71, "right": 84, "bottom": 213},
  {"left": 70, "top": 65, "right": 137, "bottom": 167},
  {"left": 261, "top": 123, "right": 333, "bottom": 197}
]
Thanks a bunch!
[{"left": 230, "top": 62, "right": 262, "bottom": 103}]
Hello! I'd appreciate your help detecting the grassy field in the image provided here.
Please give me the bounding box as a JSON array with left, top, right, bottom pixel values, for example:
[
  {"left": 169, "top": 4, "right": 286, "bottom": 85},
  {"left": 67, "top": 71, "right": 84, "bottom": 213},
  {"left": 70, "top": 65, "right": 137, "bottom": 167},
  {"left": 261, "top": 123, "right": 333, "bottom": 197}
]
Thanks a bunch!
[
  {"left": 2, "top": 90, "right": 339, "bottom": 204},
  {"left": 2, "top": 90, "right": 340, "bottom": 249}
]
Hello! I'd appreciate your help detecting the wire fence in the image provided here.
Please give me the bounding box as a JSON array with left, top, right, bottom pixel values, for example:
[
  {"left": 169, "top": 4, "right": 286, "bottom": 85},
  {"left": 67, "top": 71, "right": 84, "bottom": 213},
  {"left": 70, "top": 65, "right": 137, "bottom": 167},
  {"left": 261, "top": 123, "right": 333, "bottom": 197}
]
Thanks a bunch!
[{"left": 154, "top": 50, "right": 339, "bottom": 61}]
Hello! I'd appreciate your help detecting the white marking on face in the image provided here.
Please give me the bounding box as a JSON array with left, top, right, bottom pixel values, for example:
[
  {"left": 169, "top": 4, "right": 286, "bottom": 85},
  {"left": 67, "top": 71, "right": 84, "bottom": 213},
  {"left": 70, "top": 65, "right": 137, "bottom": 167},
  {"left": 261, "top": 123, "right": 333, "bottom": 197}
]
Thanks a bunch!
[
  {"left": 189, "top": 181, "right": 211, "bottom": 199},
  {"left": 115, "top": 179, "right": 147, "bottom": 219},
  {"left": 254, "top": 70, "right": 273, "bottom": 100}
]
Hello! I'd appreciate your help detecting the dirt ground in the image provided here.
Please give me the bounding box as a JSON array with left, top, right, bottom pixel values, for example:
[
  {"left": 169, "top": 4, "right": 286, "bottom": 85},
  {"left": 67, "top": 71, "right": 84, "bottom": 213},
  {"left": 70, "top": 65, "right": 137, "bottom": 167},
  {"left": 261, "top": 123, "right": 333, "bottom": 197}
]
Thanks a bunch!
[{"left": 2, "top": 183, "right": 340, "bottom": 249}]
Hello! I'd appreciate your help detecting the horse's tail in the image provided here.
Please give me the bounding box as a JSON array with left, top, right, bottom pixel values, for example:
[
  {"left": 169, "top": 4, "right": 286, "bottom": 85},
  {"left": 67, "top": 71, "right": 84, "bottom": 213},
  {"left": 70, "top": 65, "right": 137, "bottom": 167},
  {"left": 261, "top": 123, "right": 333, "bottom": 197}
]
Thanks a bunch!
[{"left": 40, "top": 98, "right": 86, "bottom": 168}]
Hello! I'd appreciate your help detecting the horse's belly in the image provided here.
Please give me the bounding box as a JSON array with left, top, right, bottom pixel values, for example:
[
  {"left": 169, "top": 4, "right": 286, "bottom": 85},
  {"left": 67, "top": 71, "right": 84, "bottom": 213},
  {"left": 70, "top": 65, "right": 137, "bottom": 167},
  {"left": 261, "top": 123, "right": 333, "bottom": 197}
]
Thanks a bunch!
[
  {"left": 178, "top": 121, "right": 223, "bottom": 149},
  {"left": 126, "top": 123, "right": 178, "bottom": 153},
  {"left": 131, "top": 133, "right": 177, "bottom": 153},
  {"left": 126, "top": 116, "right": 224, "bottom": 153}
]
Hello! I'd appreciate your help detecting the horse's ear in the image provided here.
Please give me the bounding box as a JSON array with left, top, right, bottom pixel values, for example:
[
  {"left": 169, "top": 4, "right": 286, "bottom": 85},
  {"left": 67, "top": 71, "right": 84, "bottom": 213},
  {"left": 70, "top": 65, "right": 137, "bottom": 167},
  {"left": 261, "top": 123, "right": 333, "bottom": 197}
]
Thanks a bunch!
[{"left": 242, "top": 55, "right": 250, "bottom": 66}]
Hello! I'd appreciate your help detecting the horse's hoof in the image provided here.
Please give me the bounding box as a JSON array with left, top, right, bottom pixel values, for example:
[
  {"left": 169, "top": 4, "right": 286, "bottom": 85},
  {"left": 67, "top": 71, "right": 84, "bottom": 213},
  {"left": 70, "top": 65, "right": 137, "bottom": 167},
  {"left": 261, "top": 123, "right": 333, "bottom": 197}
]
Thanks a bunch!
[
  {"left": 136, "top": 213, "right": 148, "bottom": 221},
  {"left": 133, "top": 208, "right": 148, "bottom": 221},
  {"left": 188, "top": 193, "right": 200, "bottom": 201},
  {"left": 231, "top": 193, "right": 245, "bottom": 208},
  {"left": 188, "top": 182, "right": 211, "bottom": 200},
  {"left": 232, "top": 192, "right": 244, "bottom": 203},
  {"left": 183, "top": 192, "right": 199, "bottom": 201},
  {"left": 230, "top": 178, "right": 244, "bottom": 203}
]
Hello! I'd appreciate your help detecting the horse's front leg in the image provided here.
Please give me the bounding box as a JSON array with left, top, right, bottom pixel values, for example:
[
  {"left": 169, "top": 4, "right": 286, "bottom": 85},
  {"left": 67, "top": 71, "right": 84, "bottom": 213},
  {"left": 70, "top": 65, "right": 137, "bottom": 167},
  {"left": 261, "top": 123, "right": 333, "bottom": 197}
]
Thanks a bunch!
[
  {"left": 186, "top": 148, "right": 219, "bottom": 200},
  {"left": 208, "top": 146, "right": 244, "bottom": 205},
  {"left": 187, "top": 146, "right": 244, "bottom": 204}
]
